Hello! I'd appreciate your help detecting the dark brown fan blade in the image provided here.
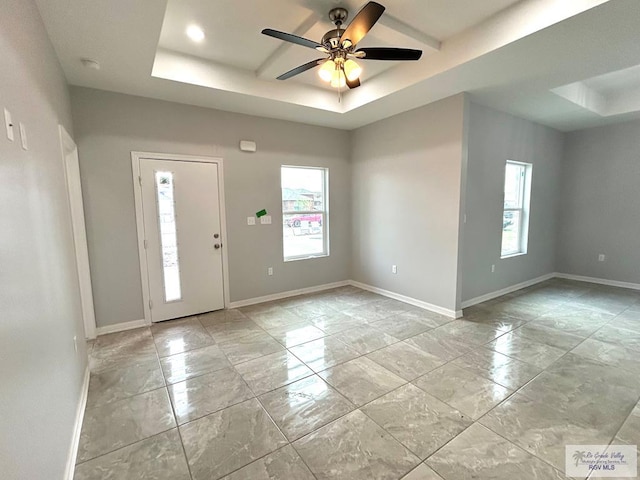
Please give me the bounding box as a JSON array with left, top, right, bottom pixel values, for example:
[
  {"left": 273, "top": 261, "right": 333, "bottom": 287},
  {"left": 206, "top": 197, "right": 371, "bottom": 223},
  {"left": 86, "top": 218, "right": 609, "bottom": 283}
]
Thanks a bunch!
[
  {"left": 339, "top": 2, "right": 385, "bottom": 48},
  {"left": 346, "top": 76, "right": 361, "bottom": 89},
  {"left": 277, "top": 59, "right": 326, "bottom": 80},
  {"left": 262, "top": 29, "right": 325, "bottom": 50},
  {"left": 356, "top": 47, "right": 422, "bottom": 60}
]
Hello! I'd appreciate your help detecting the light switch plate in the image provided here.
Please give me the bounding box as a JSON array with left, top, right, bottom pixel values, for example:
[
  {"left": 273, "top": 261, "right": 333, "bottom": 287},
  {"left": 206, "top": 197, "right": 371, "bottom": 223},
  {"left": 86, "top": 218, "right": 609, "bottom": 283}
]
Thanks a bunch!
[
  {"left": 260, "top": 215, "right": 272, "bottom": 225},
  {"left": 4, "top": 108, "right": 14, "bottom": 141},
  {"left": 19, "top": 122, "right": 28, "bottom": 150},
  {"left": 247, "top": 216, "right": 256, "bottom": 225}
]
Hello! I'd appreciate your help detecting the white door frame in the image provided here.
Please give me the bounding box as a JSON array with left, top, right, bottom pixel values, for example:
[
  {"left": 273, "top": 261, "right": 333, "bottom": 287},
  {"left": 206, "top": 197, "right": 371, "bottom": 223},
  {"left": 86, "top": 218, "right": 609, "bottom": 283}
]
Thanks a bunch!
[
  {"left": 131, "top": 151, "right": 230, "bottom": 325},
  {"left": 59, "top": 125, "right": 97, "bottom": 339}
]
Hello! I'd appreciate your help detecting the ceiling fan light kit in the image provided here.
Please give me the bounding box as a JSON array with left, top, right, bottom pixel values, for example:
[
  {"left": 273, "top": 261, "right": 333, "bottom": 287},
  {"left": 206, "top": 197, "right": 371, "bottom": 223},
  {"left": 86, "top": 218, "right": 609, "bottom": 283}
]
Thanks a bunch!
[{"left": 261, "top": 1, "right": 422, "bottom": 99}]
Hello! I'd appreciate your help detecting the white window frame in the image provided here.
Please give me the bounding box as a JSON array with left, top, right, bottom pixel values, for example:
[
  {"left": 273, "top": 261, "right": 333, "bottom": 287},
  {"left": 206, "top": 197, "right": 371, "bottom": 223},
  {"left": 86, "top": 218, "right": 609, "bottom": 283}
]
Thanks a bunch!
[
  {"left": 501, "top": 160, "right": 533, "bottom": 258},
  {"left": 281, "top": 165, "right": 329, "bottom": 262}
]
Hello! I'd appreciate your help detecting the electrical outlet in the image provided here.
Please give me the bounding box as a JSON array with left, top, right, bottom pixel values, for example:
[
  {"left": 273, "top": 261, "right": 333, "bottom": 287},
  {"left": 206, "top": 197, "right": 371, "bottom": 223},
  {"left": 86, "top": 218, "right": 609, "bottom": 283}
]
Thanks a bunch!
[
  {"left": 247, "top": 216, "right": 256, "bottom": 225},
  {"left": 267, "top": 267, "right": 273, "bottom": 276},
  {"left": 392, "top": 265, "right": 397, "bottom": 274},
  {"left": 491, "top": 264, "right": 496, "bottom": 273},
  {"left": 598, "top": 254, "right": 606, "bottom": 262}
]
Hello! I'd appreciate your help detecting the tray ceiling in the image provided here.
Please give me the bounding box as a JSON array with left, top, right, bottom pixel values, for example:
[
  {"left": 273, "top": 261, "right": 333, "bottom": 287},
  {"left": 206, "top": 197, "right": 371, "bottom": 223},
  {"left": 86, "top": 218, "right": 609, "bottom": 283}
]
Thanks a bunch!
[{"left": 35, "top": 0, "right": 640, "bottom": 131}]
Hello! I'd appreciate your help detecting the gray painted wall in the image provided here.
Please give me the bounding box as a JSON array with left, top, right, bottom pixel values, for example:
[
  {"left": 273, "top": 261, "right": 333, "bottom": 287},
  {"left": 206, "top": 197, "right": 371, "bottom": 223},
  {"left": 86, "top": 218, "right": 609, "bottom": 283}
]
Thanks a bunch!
[
  {"left": 70, "top": 88, "right": 351, "bottom": 328},
  {"left": 558, "top": 120, "right": 640, "bottom": 284},
  {"left": 0, "top": 1, "right": 88, "bottom": 479},
  {"left": 351, "top": 95, "right": 466, "bottom": 313},
  {"left": 461, "top": 102, "right": 564, "bottom": 302}
]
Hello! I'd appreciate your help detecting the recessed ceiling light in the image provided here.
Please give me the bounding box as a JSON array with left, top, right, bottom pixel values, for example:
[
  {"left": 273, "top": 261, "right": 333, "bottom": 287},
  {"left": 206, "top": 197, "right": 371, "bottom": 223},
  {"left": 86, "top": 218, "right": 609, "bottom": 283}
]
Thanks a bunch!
[{"left": 186, "top": 25, "right": 205, "bottom": 43}]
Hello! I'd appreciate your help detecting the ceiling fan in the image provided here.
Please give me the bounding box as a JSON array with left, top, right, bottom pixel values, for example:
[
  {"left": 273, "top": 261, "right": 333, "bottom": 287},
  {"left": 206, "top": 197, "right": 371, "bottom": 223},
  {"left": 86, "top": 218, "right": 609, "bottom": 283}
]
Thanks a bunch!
[{"left": 261, "top": 1, "right": 422, "bottom": 92}]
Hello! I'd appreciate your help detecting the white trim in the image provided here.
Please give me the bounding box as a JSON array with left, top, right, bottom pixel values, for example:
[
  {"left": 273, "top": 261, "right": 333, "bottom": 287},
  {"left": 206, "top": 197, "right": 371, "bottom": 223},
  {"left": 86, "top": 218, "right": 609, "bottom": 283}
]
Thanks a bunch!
[
  {"left": 228, "top": 281, "right": 350, "bottom": 309},
  {"left": 131, "top": 154, "right": 152, "bottom": 325},
  {"left": 460, "top": 273, "right": 555, "bottom": 309},
  {"left": 555, "top": 273, "right": 640, "bottom": 291},
  {"left": 59, "top": 125, "right": 97, "bottom": 339},
  {"left": 64, "top": 366, "right": 90, "bottom": 480},
  {"left": 93, "top": 274, "right": 639, "bottom": 335},
  {"left": 96, "top": 319, "right": 147, "bottom": 336},
  {"left": 131, "top": 151, "right": 230, "bottom": 325},
  {"left": 349, "top": 280, "right": 461, "bottom": 318}
]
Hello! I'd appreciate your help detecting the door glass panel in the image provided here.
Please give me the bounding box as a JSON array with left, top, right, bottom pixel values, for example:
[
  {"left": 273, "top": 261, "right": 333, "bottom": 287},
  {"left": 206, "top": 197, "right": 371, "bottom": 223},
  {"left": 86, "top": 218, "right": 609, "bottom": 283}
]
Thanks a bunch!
[{"left": 155, "top": 171, "right": 182, "bottom": 302}]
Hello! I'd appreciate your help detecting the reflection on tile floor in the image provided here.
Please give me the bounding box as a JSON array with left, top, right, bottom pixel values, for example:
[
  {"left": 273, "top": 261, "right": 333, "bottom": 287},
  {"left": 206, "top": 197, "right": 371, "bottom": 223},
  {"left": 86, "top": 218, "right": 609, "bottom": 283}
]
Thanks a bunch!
[{"left": 76, "top": 280, "right": 640, "bottom": 479}]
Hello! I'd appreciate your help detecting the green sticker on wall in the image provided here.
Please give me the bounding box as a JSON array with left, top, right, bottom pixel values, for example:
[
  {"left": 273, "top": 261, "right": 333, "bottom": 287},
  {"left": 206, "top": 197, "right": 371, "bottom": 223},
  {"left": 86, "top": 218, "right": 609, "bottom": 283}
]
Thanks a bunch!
[{"left": 256, "top": 209, "right": 267, "bottom": 218}]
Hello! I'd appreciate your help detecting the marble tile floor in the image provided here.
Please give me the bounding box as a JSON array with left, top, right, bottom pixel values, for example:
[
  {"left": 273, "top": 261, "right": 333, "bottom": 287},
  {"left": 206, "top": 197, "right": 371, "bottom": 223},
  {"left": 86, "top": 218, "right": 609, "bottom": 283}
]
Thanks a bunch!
[{"left": 76, "top": 279, "right": 640, "bottom": 479}]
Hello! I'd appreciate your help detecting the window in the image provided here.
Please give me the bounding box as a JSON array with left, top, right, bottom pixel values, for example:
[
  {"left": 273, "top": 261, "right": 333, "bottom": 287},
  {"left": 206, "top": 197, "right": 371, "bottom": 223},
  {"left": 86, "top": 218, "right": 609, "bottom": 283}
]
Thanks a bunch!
[
  {"left": 281, "top": 166, "right": 328, "bottom": 261},
  {"left": 501, "top": 160, "right": 532, "bottom": 258}
]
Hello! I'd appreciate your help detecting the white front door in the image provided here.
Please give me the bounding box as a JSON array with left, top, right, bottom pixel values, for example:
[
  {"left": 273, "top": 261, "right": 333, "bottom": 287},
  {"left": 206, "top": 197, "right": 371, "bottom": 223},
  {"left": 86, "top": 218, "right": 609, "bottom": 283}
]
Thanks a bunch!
[{"left": 139, "top": 158, "right": 224, "bottom": 322}]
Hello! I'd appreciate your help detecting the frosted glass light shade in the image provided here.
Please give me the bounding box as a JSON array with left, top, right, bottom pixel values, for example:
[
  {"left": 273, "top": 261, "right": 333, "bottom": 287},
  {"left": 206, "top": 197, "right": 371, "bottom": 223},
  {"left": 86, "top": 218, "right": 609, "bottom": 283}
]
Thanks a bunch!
[
  {"left": 344, "top": 59, "right": 362, "bottom": 81},
  {"left": 318, "top": 60, "right": 335, "bottom": 82},
  {"left": 330, "top": 69, "right": 346, "bottom": 88}
]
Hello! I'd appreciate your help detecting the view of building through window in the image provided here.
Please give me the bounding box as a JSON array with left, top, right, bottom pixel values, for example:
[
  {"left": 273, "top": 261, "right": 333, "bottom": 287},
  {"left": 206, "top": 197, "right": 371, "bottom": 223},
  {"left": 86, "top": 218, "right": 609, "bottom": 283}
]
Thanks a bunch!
[
  {"left": 501, "top": 160, "right": 532, "bottom": 257},
  {"left": 281, "top": 166, "right": 328, "bottom": 260},
  {"left": 155, "top": 171, "right": 182, "bottom": 302}
]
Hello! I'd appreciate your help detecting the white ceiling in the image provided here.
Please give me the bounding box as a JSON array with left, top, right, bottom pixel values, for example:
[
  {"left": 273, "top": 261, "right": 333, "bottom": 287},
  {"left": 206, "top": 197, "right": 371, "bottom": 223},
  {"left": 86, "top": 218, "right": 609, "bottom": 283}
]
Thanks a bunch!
[{"left": 35, "top": 0, "right": 640, "bottom": 131}]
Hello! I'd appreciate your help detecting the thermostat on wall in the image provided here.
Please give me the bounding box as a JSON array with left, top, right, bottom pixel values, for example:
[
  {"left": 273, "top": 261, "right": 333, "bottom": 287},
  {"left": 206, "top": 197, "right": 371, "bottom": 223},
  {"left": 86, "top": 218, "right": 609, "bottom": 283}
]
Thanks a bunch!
[{"left": 239, "top": 140, "right": 256, "bottom": 152}]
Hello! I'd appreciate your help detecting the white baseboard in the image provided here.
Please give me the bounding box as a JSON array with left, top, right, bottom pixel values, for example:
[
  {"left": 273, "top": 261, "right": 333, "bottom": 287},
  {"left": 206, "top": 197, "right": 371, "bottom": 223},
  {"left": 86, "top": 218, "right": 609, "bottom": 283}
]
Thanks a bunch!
[
  {"left": 460, "top": 273, "right": 556, "bottom": 309},
  {"left": 64, "top": 366, "right": 90, "bottom": 480},
  {"left": 554, "top": 273, "right": 640, "bottom": 291},
  {"left": 228, "top": 280, "right": 351, "bottom": 309},
  {"left": 96, "top": 318, "right": 147, "bottom": 336},
  {"left": 349, "top": 280, "right": 461, "bottom": 318}
]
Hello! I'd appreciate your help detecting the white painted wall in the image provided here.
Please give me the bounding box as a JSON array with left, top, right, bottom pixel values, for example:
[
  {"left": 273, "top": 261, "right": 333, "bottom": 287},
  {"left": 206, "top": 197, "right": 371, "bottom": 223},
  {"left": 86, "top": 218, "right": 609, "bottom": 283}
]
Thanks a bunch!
[
  {"left": 0, "top": 1, "right": 88, "bottom": 479},
  {"left": 70, "top": 88, "right": 351, "bottom": 328},
  {"left": 461, "top": 102, "right": 564, "bottom": 303},
  {"left": 558, "top": 119, "right": 640, "bottom": 284},
  {"left": 350, "top": 95, "right": 467, "bottom": 313}
]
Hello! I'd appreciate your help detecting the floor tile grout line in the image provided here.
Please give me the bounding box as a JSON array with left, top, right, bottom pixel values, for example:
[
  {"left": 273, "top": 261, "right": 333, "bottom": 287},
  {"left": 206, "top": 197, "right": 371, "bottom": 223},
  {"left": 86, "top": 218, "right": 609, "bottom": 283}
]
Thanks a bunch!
[
  {"left": 253, "top": 395, "right": 320, "bottom": 478},
  {"left": 212, "top": 442, "right": 316, "bottom": 480},
  {"left": 357, "top": 399, "right": 446, "bottom": 466},
  {"left": 409, "top": 363, "right": 518, "bottom": 421},
  {"left": 170, "top": 380, "right": 257, "bottom": 429},
  {"left": 256, "top": 376, "right": 358, "bottom": 442},
  {"left": 75, "top": 424, "right": 177, "bottom": 468},
  {"left": 174, "top": 421, "right": 196, "bottom": 480},
  {"left": 466, "top": 420, "right": 569, "bottom": 476}
]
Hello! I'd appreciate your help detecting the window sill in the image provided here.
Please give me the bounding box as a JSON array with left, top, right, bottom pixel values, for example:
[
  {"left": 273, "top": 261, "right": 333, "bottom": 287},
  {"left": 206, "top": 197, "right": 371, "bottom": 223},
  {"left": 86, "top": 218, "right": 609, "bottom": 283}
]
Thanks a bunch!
[
  {"left": 284, "top": 253, "right": 329, "bottom": 263},
  {"left": 500, "top": 251, "right": 527, "bottom": 260}
]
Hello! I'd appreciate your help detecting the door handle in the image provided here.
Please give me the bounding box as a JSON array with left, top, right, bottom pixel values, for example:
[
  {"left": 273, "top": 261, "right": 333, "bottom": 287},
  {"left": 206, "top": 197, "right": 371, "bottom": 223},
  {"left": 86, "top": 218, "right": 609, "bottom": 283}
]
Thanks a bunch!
[{"left": 214, "top": 243, "right": 221, "bottom": 249}]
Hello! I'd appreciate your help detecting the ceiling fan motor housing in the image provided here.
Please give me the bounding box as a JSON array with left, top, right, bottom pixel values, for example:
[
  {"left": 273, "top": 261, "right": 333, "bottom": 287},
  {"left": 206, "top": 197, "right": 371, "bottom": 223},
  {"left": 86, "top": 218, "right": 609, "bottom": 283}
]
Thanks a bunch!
[
  {"left": 324, "top": 7, "right": 349, "bottom": 49},
  {"left": 322, "top": 29, "right": 345, "bottom": 49}
]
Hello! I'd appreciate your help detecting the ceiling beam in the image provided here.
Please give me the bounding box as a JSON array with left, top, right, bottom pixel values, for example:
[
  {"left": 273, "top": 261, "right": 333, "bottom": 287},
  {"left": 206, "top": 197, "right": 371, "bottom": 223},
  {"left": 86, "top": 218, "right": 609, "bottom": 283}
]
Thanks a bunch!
[
  {"left": 378, "top": 14, "right": 441, "bottom": 51},
  {"left": 255, "top": 12, "right": 320, "bottom": 79}
]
